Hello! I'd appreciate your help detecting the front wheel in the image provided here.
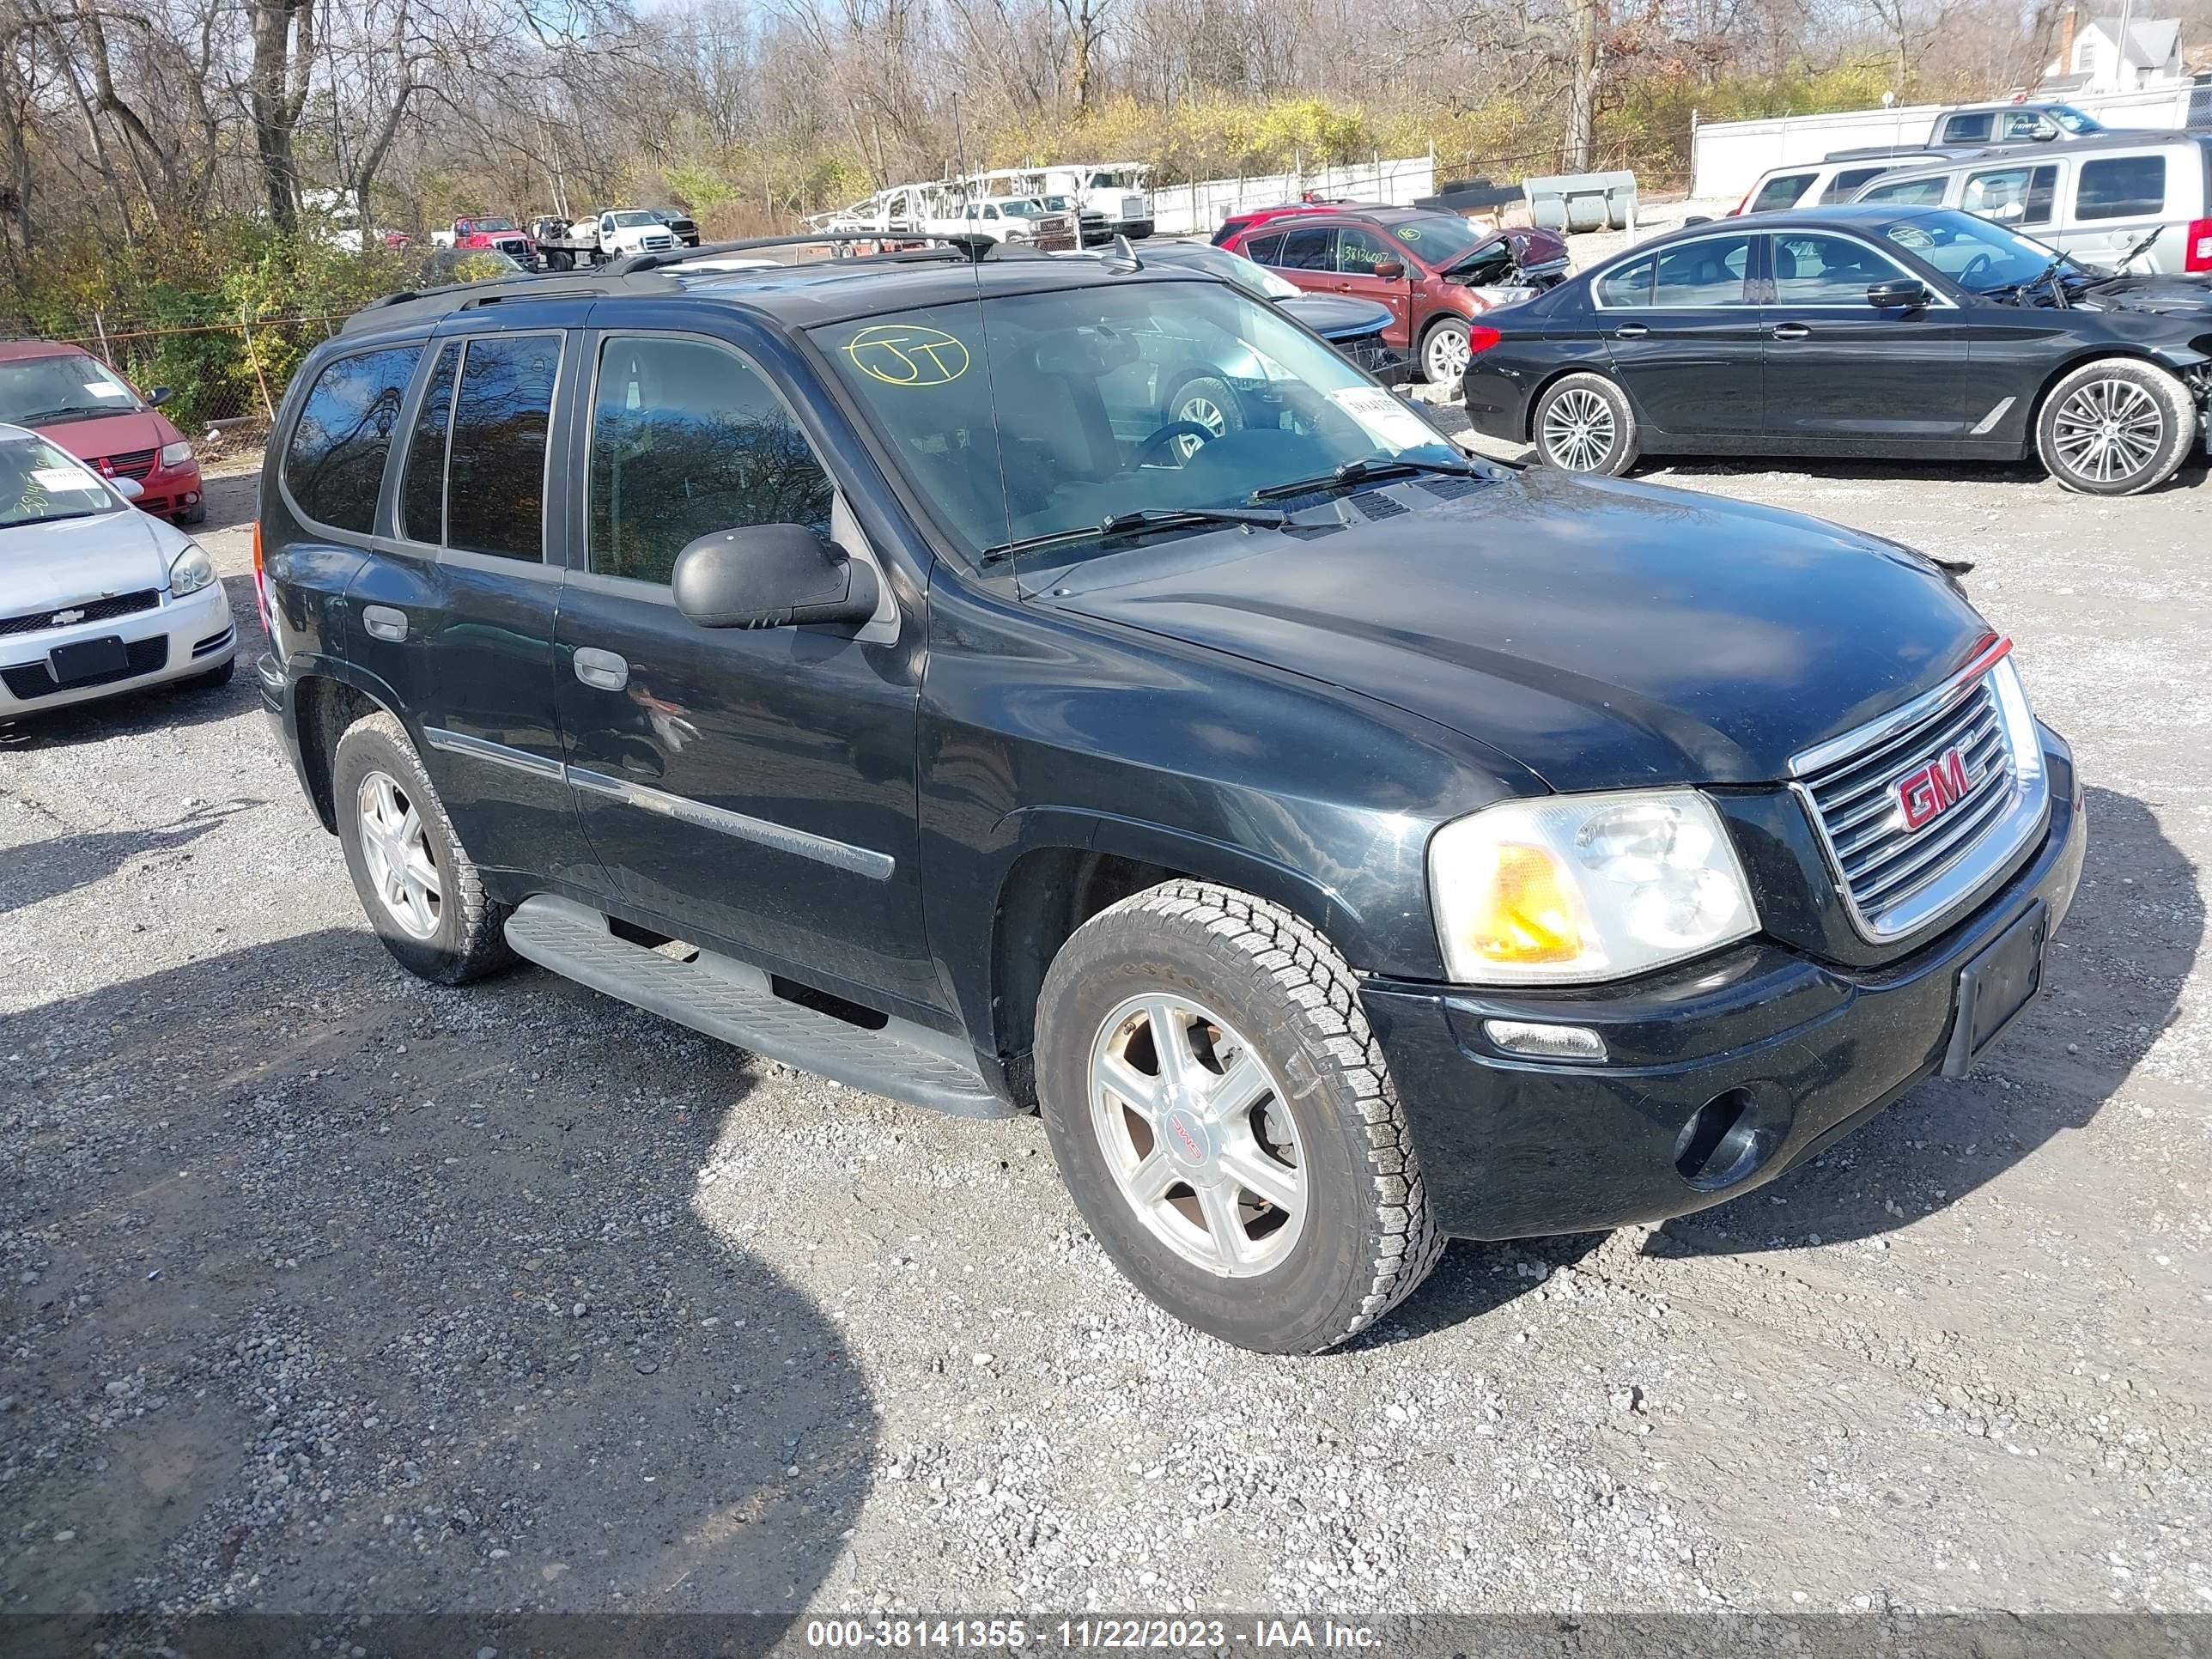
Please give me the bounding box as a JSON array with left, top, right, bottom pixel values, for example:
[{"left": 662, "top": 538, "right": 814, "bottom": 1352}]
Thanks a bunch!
[
  {"left": 1034, "top": 880, "right": 1443, "bottom": 1353},
  {"left": 1164, "top": 374, "right": 1247, "bottom": 461},
  {"left": 1532, "top": 372, "right": 1641, "bottom": 476},
  {"left": 1419, "top": 318, "right": 1472, "bottom": 388},
  {"left": 2035, "top": 358, "right": 2197, "bottom": 496}
]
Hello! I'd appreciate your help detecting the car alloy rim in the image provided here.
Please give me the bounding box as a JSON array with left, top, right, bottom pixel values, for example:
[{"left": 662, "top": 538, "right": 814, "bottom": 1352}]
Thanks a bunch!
[
  {"left": 1542, "top": 387, "right": 1617, "bottom": 471},
  {"left": 1426, "top": 326, "right": 1470, "bottom": 381},
  {"left": 1172, "top": 392, "right": 1228, "bottom": 460},
  {"left": 356, "top": 769, "right": 442, "bottom": 941},
  {"left": 1087, "top": 991, "right": 1306, "bottom": 1279},
  {"left": 2051, "top": 379, "right": 2163, "bottom": 484}
]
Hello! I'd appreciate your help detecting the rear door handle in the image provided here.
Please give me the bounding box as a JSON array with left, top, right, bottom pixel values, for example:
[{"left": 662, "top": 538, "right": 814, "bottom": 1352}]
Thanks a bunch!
[
  {"left": 361, "top": 605, "right": 409, "bottom": 642},
  {"left": 573, "top": 647, "right": 629, "bottom": 692},
  {"left": 1771, "top": 322, "right": 1811, "bottom": 341},
  {"left": 1613, "top": 323, "right": 1649, "bottom": 338}
]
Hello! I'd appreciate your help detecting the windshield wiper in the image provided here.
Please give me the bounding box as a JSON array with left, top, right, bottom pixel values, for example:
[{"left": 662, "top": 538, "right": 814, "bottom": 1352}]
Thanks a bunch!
[
  {"left": 1249, "top": 452, "right": 1476, "bottom": 502},
  {"left": 6, "top": 509, "right": 99, "bottom": 529},
  {"left": 980, "top": 505, "right": 1291, "bottom": 565},
  {"left": 12, "top": 406, "right": 121, "bottom": 426}
]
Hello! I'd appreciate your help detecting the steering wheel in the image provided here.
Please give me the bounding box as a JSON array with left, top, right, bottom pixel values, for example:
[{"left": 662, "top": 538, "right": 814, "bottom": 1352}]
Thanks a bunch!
[
  {"left": 1134, "top": 420, "right": 1218, "bottom": 469},
  {"left": 1958, "top": 252, "right": 1994, "bottom": 284}
]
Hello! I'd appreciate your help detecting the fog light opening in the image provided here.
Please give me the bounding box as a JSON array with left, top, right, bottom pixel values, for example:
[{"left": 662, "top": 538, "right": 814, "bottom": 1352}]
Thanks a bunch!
[
  {"left": 1483, "top": 1018, "right": 1607, "bottom": 1062},
  {"left": 1674, "top": 1088, "right": 1761, "bottom": 1190}
]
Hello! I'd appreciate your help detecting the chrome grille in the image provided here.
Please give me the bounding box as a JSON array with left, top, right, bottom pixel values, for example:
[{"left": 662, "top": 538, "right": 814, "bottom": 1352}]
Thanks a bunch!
[{"left": 1793, "top": 653, "right": 2047, "bottom": 942}]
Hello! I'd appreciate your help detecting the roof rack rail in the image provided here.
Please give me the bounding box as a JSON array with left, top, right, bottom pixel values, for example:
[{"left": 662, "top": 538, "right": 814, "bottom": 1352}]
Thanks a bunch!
[{"left": 612, "top": 228, "right": 1007, "bottom": 275}]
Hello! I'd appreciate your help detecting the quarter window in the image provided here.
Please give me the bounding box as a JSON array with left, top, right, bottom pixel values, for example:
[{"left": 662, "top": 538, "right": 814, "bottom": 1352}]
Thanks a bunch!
[
  {"left": 588, "top": 336, "right": 834, "bottom": 586},
  {"left": 1595, "top": 256, "right": 1654, "bottom": 307},
  {"left": 445, "top": 333, "right": 558, "bottom": 562},
  {"left": 1650, "top": 235, "right": 1753, "bottom": 307},
  {"left": 1962, "top": 164, "right": 2057, "bottom": 227},
  {"left": 2075, "top": 155, "right": 2166, "bottom": 221},
  {"left": 1747, "top": 172, "right": 1816, "bottom": 213},
  {"left": 1241, "top": 231, "right": 1285, "bottom": 264},
  {"left": 1769, "top": 234, "right": 1911, "bottom": 304},
  {"left": 1274, "top": 227, "right": 1336, "bottom": 270},
  {"left": 1820, "top": 166, "right": 1891, "bottom": 203},
  {"left": 283, "top": 345, "right": 421, "bottom": 533}
]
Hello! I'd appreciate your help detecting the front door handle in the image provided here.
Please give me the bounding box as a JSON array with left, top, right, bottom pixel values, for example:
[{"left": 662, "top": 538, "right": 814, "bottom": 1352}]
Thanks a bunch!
[
  {"left": 361, "top": 605, "right": 409, "bottom": 642},
  {"left": 573, "top": 647, "right": 629, "bottom": 692},
  {"left": 1613, "top": 323, "right": 1650, "bottom": 339},
  {"left": 1771, "top": 322, "right": 1811, "bottom": 341}
]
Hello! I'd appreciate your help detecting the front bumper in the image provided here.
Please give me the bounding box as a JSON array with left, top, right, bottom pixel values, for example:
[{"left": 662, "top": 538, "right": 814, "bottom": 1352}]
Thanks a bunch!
[
  {"left": 125, "top": 459, "right": 204, "bottom": 520},
  {"left": 1363, "top": 732, "right": 2086, "bottom": 1240},
  {"left": 0, "top": 580, "right": 234, "bottom": 714}
]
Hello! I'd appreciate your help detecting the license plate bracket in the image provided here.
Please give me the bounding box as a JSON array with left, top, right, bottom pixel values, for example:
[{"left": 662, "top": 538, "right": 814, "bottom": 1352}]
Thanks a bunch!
[
  {"left": 48, "top": 634, "right": 131, "bottom": 685},
  {"left": 1939, "top": 900, "right": 2047, "bottom": 1079}
]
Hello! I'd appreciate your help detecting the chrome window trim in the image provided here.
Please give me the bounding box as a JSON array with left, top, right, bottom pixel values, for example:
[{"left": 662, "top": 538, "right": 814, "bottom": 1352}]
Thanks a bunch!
[{"left": 567, "top": 767, "right": 896, "bottom": 879}]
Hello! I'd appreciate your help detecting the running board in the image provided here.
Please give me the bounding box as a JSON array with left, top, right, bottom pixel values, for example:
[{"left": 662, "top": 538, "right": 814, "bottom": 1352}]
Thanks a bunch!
[{"left": 503, "top": 896, "right": 1016, "bottom": 1120}]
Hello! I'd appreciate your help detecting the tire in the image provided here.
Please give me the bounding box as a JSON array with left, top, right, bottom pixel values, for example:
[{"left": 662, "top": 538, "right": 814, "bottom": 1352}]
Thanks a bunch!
[
  {"left": 1034, "top": 880, "right": 1444, "bottom": 1353},
  {"left": 176, "top": 500, "right": 207, "bottom": 527},
  {"left": 175, "top": 655, "right": 234, "bottom": 692},
  {"left": 331, "top": 709, "right": 515, "bottom": 984},
  {"left": 1418, "top": 318, "right": 1472, "bottom": 388},
  {"left": 1532, "top": 371, "right": 1641, "bottom": 476},
  {"left": 1163, "top": 374, "right": 1246, "bottom": 460},
  {"left": 2035, "top": 357, "right": 2197, "bottom": 496}
]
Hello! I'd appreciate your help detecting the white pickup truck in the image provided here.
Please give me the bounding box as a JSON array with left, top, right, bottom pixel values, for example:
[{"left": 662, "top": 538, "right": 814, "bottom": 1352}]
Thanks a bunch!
[{"left": 534, "top": 209, "right": 681, "bottom": 270}]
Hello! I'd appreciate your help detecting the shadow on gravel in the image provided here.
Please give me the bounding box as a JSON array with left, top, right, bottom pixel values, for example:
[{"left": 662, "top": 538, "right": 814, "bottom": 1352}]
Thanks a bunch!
[
  {"left": 0, "top": 799, "right": 258, "bottom": 915},
  {"left": 0, "top": 927, "right": 875, "bottom": 1618},
  {"left": 1353, "top": 1232, "right": 1606, "bottom": 1348},
  {"left": 0, "top": 576, "right": 257, "bottom": 750},
  {"left": 1638, "top": 452, "right": 2209, "bottom": 495},
  {"left": 1655, "top": 784, "right": 2199, "bottom": 1257}
]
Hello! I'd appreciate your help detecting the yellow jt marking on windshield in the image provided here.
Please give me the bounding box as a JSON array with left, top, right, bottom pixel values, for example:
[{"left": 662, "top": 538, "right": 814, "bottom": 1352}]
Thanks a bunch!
[{"left": 844, "top": 325, "right": 971, "bottom": 386}]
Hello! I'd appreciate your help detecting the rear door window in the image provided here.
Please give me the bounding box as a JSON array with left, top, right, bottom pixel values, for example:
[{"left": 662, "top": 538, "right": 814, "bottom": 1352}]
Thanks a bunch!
[
  {"left": 1747, "top": 172, "right": 1816, "bottom": 212},
  {"left": 588, "top": 335, "right": 834, "bottom": 586},
  {"left": 1275, "top": 227, "right": 1336, "bottom": 270},
  {"left": 1650, "top": 234, "right": 1753, "bottom": 307},
  {"left": 283, "top": 345, "right": 421, "bottom": 533},
  {"left": 444, "top": 333, "right": 559, "bottom": 562},
  {"left": 1962, "top": 164, "right": 2058, "bottom": 227},
  {"left": 2075, "top": 155, "right": 2166, "bottom": 220}
]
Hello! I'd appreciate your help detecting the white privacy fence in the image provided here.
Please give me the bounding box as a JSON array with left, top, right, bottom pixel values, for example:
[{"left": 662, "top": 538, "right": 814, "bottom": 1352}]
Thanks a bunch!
[
  {"left": 1688, "top": 82, "right": 2207, "bottom": 200},
  {"left": 1147, "top": 155, "right": 1437, "bottom": 236}
]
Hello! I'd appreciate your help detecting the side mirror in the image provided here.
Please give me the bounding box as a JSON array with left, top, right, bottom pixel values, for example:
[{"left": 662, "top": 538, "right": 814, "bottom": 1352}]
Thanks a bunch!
[
  {"left": 1867, "top": 277, "right": 1929, "bottom": 310},
  {"left": 2029, "top": 125, "right": 2057, "bottom": 142},
  {"left": 672, "top": 524, "right": 880, "bottom": 630},
  {"left": 112, "top": 476, "right": 144, "bottom": 501},
  {"left": 1370, "top": 259, "right": 1407, "bottom": 280},
  {"left": 148, "top": 386, "right": 173, "bottom": 408}
]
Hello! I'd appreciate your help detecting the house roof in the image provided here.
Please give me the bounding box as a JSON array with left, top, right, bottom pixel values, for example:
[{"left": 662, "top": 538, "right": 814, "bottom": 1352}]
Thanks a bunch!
[{"left": 2082, "top": 15, "right": 2181, "bottom": 67}]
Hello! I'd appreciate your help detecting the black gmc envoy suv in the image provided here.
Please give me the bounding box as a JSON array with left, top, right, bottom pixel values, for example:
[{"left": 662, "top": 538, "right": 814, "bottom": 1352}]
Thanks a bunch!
[{"left": 255, "top": 238, "right": 2086, "bottom": 1352}]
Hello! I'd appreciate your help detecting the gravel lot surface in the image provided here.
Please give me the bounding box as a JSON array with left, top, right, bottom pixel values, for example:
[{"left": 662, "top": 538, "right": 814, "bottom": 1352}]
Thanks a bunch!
[{"left": 3, "top": 419, "right": 2207, "bottom": 1623}]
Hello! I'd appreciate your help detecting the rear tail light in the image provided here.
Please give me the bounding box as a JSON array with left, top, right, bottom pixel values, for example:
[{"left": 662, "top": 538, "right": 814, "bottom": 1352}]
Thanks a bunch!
[
  {"left": 1729, "top": 188, "right": 1753, "bottom": 217},
  {"left": 251, "top": 519, "right": 278, "bottom": 652},
  {"left": 1467, "top": 325, "right": 1502, "bottom": 355},
  {"left": 2185, "top": 218, "right": 2212, "bottom": 273}
]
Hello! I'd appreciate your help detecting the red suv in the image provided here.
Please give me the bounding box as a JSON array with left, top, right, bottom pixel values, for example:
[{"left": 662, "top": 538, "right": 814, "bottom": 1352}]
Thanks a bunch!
[
  {"left": 1218, "top": 208, "right": 1568, "bottom": 386},
  {"left": 0, "top": 341, "right": 204, "bottom": 523}
]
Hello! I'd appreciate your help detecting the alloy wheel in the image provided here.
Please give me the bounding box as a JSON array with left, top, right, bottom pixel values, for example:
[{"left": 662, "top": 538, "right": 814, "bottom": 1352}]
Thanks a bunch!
[
  {"left": 1425, "top": 325, "right": 1470, "bottom": 385},
  {"left": 356, "top": 769, "right": 442, "bottom": 941},
  {"left": 1172, "top": 392, "right": 1229, "bottom": 461},
  {"left": 2051, "top": 378, "right": 2165, "bottom": 486},
  {"left": 1087, "top": 992, "right": 1305, "bottom": 1278},
  {"left": 1541, "top": 387, "right": 1618, "bottom": 471}
]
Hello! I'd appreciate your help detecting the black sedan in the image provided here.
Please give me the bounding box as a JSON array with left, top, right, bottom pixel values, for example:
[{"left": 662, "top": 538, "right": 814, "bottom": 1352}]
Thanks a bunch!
[{"left": 1462, "top": 205, "right": 2212, "bottom": 495}]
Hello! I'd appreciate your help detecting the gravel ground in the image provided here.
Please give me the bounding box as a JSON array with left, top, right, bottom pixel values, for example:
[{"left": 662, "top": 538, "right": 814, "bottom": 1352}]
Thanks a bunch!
[{"left": 3, "top": 417, "right": 2207, "bottom": 1623}]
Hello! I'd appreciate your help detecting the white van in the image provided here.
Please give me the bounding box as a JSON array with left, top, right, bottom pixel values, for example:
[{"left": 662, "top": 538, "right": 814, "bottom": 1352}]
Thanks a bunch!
[{"left": 1850, "top": 132, "right": 2212, "bottom": 274}]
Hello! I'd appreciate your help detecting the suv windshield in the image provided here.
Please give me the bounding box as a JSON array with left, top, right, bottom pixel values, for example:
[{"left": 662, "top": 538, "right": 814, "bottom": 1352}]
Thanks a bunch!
[
  {"left": 1882, "top": 210, "right": 2085, "bottom": 291},
  {"left": 815, "top": 279, "right": 1462, "bottom": 567},
  {"left": 1, "top": 432, "right": 124, "bottom": 530},
  {"left": 0, "top": 354, "right": 143, "bottom": 427},
  {"left": 1380, "top": 215, "right": 1490, "bottom": 267}
]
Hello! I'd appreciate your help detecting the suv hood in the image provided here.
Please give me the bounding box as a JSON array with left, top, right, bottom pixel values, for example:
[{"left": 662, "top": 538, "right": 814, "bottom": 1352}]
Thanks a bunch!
[
  {"left": 0, "top": 507, "right": 179, "bottom": 615},
  {"left": 1040, "top": 468, "right": 1990, "bottom": 792}
]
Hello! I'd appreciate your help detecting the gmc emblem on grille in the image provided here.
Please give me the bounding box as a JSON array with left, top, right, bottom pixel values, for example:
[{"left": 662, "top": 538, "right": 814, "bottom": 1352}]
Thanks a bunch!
[{"left": 1897, "top": 746, "right": 1971, "bottom": 830}]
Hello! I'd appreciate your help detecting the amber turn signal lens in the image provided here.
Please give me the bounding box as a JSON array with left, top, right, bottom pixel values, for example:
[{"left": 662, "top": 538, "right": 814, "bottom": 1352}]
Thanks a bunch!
[{"left": 1468, "top": 843, "right": 1583, "bottom": 964}]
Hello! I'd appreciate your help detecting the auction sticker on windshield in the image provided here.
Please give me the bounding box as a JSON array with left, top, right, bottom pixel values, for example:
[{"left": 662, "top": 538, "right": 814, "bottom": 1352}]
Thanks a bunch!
[
  {"left": 32, "top": 466, "right": 96, "bottom": 491},
  {"left": 1331, "top": 386, "right": 1443, "bottom": 453}
]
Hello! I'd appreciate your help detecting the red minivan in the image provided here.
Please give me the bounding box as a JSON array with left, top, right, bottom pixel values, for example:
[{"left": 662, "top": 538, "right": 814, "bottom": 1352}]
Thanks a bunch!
[
  {"left": 1218, "top": 208, "right": 1568, "bottom": 386},
  {"left": 0, "top": 340, "right": 205, "bottom": 523}
]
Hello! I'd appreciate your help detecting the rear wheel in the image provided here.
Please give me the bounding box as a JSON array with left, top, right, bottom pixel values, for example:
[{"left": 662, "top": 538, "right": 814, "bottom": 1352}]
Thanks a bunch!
[
  {"left": 1419, "top": 318, "right": 1472, "bottom": 388},
  {"left": 1533, "top": 372, "right": 1640, "bottom": 476},
  {"left": 331, "top": 709, "right": 514, "bottom": 984},
  {"left": 2035, "top": 358, "right": 2196, "bottom": 496},
  {"left": 1034, "top": 880, "right": 1443, "bottom": 1352}
]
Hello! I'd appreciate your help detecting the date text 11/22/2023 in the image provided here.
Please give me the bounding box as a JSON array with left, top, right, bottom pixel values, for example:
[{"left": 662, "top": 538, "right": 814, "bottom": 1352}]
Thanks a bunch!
[{"left": 802, "top": 1620, "right": 1380, "bottom": 1650}]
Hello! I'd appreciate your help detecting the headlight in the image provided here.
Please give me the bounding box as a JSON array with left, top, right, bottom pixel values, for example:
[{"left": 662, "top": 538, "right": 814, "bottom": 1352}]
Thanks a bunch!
[
  {"left": 168, "top": 543, "right": 217, "bottom": 598},
  {"left": 159, "top": 441, "right": 195, "bottom": 468},
  {"left": 1429, "top": 788, "right": 1758, "bottom": 984}
]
